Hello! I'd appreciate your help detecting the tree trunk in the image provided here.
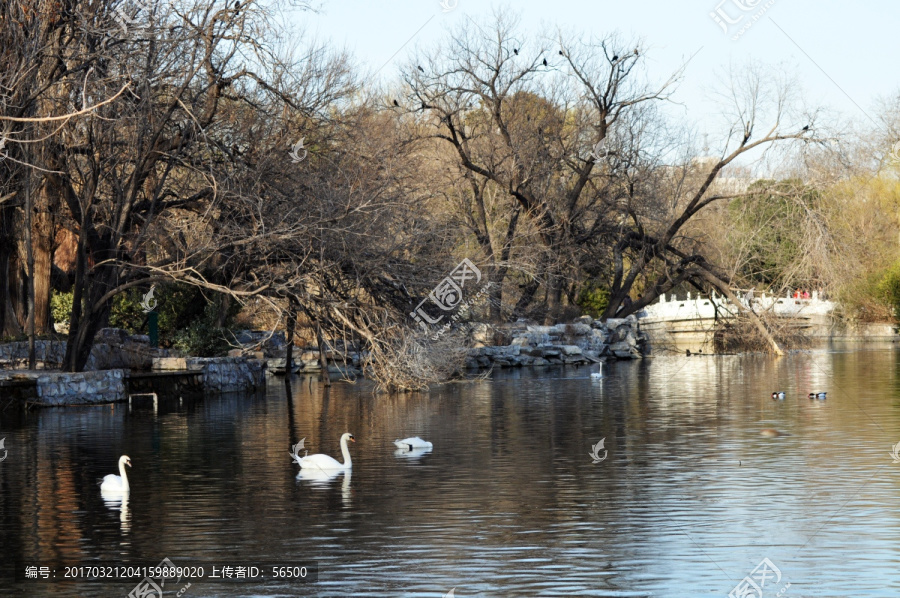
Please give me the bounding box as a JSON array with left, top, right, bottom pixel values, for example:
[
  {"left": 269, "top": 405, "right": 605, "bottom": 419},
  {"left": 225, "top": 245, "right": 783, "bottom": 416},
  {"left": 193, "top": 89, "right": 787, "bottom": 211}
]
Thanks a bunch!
[
  {"left": 317, "top": 324, "right": 330, "bottom": 387},
  {"left": 29, "top": 176, "right": 56, "bottom": 335},
  {"left": 24, "top": 153, "right": 35, "bottom": 369},
  {"left": 544, "top": 269, "right": 563, "bottom": 325},
  {"left": 284, "top": 299, "right": 296, "bottom": 377},
  {"left": 487, "top": 267, "right": 507, "bottom": 323},
  {"left": 0, "top": 239, "right": 22, "bottom": 338},
  {"left": 512, "top": 278, "right": 540, "bottom": 320}
]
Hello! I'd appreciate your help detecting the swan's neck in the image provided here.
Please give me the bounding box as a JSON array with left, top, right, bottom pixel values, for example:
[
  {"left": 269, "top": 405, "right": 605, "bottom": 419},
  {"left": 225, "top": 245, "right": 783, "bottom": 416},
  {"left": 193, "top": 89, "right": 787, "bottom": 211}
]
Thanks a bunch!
[
  {"left": 119, "top": 461, "right": 130, "bottom": 491},
  {"left": 340, "top": 437, "right": 352, "bottom": 468}
]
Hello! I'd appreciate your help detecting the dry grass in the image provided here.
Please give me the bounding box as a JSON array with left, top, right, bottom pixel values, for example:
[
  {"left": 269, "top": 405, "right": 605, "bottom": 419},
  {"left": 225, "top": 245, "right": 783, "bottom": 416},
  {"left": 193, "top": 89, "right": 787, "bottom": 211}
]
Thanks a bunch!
[
  {"left": 362, "top": 328, "right": 472, "bottom": 393},
  {"left": 713, "top": 311, "right": 811, "bottom": 353}
]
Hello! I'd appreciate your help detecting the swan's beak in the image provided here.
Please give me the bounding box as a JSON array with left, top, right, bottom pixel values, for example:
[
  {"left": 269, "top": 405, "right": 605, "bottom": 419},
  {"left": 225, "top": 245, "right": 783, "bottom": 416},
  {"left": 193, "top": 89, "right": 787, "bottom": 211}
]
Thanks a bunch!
[
  {"left": 126, "top": 460, "right": 132, "bottom": 467},
  {"left": 349, "top": 436, "right": 355, "bottom": 442}
]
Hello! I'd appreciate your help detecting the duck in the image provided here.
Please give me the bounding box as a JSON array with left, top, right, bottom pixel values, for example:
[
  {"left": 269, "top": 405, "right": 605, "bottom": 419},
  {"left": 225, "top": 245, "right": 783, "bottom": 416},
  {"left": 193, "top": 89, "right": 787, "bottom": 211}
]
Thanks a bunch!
[
  {"left": 290, "top": 433, "right": 354, "bottom": 470},
  {"left": 771, "top": 391, "right": 785, "bottom": 400},
  {"left": 808, "top": 392, "right": 826, "bottom": 400},
  {"left": 100, "top": 455, "right": 131, "bottom": 495},
  {"left": 393, "top": 436, "right": 433, "bottom": 451},
  {"left": 760, "top": 428, "right": 789, "bottom": 437}
]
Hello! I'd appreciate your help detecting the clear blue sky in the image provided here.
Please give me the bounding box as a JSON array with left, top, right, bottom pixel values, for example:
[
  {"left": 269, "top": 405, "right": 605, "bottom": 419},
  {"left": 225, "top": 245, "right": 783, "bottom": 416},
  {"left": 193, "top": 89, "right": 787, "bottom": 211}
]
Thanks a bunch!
[{"left": 299, "top": 0, "right": 899, "bottom": 143}]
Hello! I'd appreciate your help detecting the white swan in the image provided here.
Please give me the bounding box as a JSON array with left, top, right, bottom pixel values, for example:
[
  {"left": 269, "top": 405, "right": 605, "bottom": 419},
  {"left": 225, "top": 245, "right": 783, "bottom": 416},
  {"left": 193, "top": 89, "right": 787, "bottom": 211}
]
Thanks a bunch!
[
  {"left": 393, "top": 437, "right": 433, "bottom": 450},
  {"left": 100, "top": 455, "right": 131, "bottom": 495},
  {"left": 290, "top": 433, "right": 354, "bottom": 470}
]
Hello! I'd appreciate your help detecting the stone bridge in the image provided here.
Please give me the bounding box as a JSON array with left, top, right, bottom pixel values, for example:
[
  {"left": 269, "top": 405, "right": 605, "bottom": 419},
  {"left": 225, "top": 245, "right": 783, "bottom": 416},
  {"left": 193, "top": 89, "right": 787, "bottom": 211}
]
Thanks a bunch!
[{"left": 637, "top": 290, "right": 892, "bottom": 351}]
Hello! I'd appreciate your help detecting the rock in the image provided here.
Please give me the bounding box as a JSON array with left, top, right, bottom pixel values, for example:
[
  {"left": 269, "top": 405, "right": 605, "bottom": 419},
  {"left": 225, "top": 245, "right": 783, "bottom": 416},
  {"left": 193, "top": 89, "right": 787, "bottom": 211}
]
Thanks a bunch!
[
  {"left": 604, "top": 318, "right": 627, "bottom": 330},
  {"left": 234, "top": 330, "right": 255, "bottom": 345},
  {"left": 95, "top": 328, "right": 130, "bottom": 346},
  {"left": 567, "top": 323, "right": 592, "bottom": 336},
  {"left": 227, "top": 349, "right": 243, "bottom": 357},
  {"left": 532, "top": 357, "right": 550, "bottom": 366},
  {"left": 591, "top": 328, "right": 609, "bottom": 345},
  {"left": 609, "top": 341, "right": 640, "bottom": 359},
  {"left": 574, "top": 315, "right": 593, "bottom": 326},
  {"left": 470, "top": 322, "right": 493, "bottom": 345},
  {"left": 560, "top": 345, "right": 582, "bottom": 355}
]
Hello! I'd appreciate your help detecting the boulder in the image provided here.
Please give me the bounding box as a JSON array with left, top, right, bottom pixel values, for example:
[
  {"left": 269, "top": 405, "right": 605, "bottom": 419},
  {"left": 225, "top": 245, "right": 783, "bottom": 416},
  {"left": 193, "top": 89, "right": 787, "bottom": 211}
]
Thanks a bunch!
[
  {"left": 566, "top": 323, "right": 593, "bottom": 336},
  {"left": 560, "top": 344, "right": 583, "bottom": 355},
  {"left": 95, "top": 328, "right": 130, "bottom": 346},
  {"left": 470, "top": 322, "right": 493, "bottom": 345},
  {"left": 574, "top": 315, "right": 593, "bottom": 326},
  {"left": 609, "top": 341, "right": 640, "bottom": 359}
]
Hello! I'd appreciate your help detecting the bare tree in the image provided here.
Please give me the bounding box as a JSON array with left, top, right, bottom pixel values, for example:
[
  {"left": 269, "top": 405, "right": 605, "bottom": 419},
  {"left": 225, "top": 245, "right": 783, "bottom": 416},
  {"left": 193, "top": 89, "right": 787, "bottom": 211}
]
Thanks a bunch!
[{"left": 405, "top": 12, "right": 682, "bottom": 322}]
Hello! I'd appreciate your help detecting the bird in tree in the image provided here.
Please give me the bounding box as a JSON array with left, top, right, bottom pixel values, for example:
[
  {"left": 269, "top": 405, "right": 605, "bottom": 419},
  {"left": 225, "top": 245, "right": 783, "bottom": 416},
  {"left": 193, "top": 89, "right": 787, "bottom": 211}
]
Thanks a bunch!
[
  {"left": 802, "top": 125, "right": 810, "bottom": 131},
  {"left": 417, "top": 65, "right": 425, "bottom": 73},
  {"left": 513, "top": 48, "right": 518, "bottom": 55},
  {"left": 392, "top": 99, "right": 399, "bottom": 107},
  {"left": 612, "top": 54, "right": 619, "bottom": 62},
  {"left": 558, "top": 50, "right": 563, "bottom": 55},
  {"left": 542, "top": 58, "right": 548, "bottom": 66}
]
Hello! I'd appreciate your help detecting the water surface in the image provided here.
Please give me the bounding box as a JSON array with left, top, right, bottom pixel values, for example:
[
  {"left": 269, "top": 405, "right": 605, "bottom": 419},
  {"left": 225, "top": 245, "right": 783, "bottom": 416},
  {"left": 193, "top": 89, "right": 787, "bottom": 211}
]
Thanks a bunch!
[{"left": 2, "top": 346, "right": 900, "bottom": 597}]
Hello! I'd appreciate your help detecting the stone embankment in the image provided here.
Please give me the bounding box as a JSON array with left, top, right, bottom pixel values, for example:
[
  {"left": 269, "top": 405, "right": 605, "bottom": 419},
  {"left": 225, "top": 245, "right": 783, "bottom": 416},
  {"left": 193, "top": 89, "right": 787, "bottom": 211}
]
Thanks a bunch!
[
  {"left": 0, "top": 328, "right": 164, "bottom": 370},
  {"left": 257, "top": 315, "right": 649, "bottom": 374},
  {"left": 0, "top": 329, "right": 266, "bottom": 407},
  {"left": 465, "top": 315, "right": 648, "bottom": 368}
]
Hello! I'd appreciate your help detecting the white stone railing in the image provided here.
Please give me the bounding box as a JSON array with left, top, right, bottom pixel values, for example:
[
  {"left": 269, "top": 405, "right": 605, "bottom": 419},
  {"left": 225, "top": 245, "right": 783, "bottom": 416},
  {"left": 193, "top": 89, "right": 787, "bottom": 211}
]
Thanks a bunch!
[{"left": 640, "top": 290, "right": 836, "bottom": 322}]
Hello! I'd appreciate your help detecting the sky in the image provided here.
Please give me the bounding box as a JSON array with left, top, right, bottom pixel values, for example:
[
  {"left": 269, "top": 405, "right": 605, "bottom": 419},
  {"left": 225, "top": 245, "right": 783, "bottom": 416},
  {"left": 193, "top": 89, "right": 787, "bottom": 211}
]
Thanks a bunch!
[{"left": 296, "top": 0, "right": 900, "bottom": 154}]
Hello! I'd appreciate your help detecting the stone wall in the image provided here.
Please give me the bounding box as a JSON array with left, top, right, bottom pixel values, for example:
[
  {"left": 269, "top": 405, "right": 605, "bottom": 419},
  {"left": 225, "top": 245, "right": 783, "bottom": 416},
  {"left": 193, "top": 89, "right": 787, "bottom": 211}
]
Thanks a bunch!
[
  {"left": 0, "top": 369, "right": 128, "bottom": 406},
  {"left": 152, "top": 356, "right": 266, "bottom": 392},
  {"left": 0, "top": 329, "right": 165, "bottom": 371},
  {"left": 465, "top": 315, "right": 648, "bottom": 368},
  {"left": 194, "top": 357, "right": 267, "bottom": 392}
]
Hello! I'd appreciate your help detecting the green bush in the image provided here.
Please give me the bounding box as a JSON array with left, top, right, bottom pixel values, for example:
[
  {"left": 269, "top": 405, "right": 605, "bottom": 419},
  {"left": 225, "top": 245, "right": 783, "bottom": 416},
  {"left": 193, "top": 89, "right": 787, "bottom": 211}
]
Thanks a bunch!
[
  {"left": 576, "top": 281, "right": 609, "bottom": 318},
  {"left": 50, "top": 291, "right": 74, "bottom": 327},
  {"left": 172, "top": 303, "right": 232, "bottom": 357},
  {"left": 51, "top": 283, "right": 237, "bottom": 354},
  {"left": 875, "top": 261, "right": 900, "bottom": 321}
]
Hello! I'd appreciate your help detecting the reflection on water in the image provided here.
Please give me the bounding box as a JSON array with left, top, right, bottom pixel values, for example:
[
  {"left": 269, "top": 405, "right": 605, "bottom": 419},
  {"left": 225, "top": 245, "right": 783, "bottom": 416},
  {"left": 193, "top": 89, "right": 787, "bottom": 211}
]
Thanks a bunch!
[{"left": 2, "top": 346, "right": 900, "bottom": 596}]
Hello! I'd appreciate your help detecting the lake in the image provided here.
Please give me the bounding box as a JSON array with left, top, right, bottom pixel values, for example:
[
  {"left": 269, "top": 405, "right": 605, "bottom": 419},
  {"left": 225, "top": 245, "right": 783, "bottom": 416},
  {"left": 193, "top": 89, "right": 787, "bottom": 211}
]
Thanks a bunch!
[{"left": 2, "top": 346, "right": 900, "bottom": 597}]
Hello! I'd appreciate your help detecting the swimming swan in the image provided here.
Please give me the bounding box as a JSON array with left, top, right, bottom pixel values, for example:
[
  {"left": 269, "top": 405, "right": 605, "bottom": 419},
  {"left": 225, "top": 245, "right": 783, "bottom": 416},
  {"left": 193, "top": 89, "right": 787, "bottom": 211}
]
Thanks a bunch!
[
  {"left": 393, "top": 437, "right": 433, "bottom": 451},
  {"left": 100, "top": 455, "right": 131, "bottom": 495},
  {"left": 291, "top": 433, "right": 354, "bottom": 470}
]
